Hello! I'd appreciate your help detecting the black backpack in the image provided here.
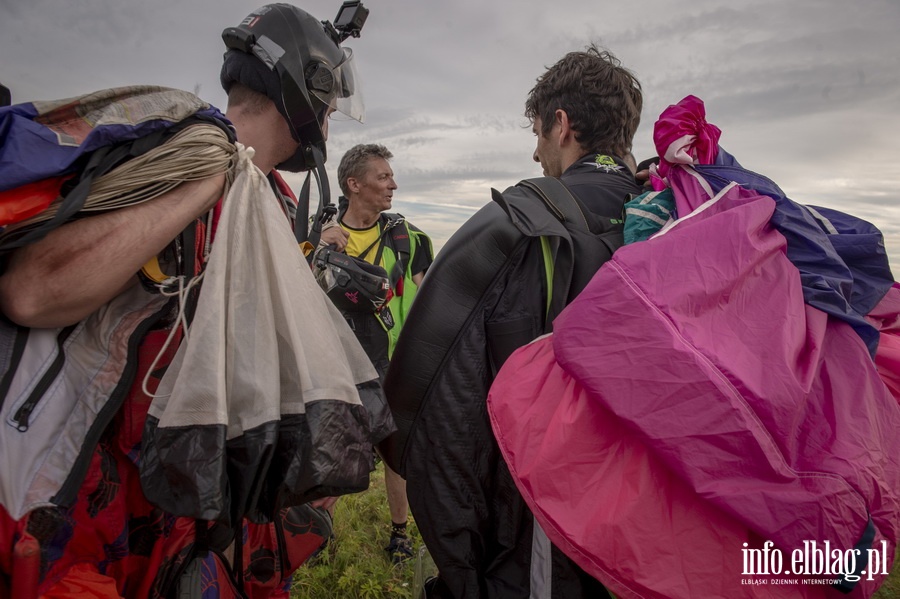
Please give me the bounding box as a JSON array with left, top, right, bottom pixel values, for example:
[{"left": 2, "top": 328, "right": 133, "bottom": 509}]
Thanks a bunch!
[{"left": 379, "top": 176, "right": 623, "bottom": 473}]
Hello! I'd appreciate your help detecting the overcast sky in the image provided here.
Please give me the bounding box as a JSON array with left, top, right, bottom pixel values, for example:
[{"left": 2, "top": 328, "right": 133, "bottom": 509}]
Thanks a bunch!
[{"left": 2, "top": 0, "right": 898, "bottom": 274}]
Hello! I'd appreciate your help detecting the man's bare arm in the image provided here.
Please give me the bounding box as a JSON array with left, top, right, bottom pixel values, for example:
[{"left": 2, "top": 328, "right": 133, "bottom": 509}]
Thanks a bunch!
[{"left": 0, "top": 174, "right": 226, "bottom": 329}]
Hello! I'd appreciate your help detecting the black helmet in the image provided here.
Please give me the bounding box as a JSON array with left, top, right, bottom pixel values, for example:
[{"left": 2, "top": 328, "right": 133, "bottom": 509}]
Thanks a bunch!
[
  {"left": 313, "top": 247, "right": 392, "bottom": 313},
  {"left": 220, "top": 3, "right": 365, "bottom": 172}
]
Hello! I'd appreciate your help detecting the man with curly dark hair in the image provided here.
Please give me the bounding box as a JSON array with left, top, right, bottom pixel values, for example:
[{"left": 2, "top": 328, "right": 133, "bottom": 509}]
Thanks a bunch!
[{"left": 383, "top": 45, "right": 644, "bottom": 598}]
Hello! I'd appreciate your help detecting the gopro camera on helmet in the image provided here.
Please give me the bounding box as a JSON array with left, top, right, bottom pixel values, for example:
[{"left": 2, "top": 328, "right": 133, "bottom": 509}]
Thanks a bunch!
[
  {"left": 332, "top": 1, "right": 369, "bottom": 41},
  {"left": 220, "top": 2, "right": 367, "bottom": 173},
  {"left": 221, "top": 26, "right": 255, "bottom": 55}
]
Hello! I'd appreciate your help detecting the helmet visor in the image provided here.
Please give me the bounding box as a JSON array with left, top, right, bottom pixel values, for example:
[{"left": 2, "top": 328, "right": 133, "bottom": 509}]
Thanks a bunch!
[{"left": 311, "top": 48, "right": 365, "bottom": 124}]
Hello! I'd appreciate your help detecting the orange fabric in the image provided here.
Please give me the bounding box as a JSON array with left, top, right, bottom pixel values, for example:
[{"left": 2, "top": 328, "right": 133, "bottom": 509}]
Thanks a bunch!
[
  {"left": 0, "top": 176, "right": 71, "bottom": 226},
  {"left": 39, "top": 563, "right": 122, "bottom": 599}
]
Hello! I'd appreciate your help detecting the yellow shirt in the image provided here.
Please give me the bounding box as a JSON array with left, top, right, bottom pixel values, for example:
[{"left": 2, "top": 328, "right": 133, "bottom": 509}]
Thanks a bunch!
[{"left": 341, "top": 221, "right": 382, "bottom": 264}]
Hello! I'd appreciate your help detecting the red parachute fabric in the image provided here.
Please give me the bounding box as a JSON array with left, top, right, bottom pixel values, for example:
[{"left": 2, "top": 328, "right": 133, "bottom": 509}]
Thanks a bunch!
[{"left": 0, "top": 176, "right": 70, "bottom": 226}]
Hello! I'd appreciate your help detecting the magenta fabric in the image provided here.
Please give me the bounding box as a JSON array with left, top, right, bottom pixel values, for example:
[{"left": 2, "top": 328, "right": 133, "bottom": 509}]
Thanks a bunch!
[
  {"left": 651, "top": 95, "right": 721, "bottom": 190},
  {"left": 488, "top": 165, "right": 900, "bottom": 598},
  {"left": 490, "top": 338, "right": 842, "bottom": 599},
  {"left": 868, "top": 285, "right": 900, "bottom": 405}
]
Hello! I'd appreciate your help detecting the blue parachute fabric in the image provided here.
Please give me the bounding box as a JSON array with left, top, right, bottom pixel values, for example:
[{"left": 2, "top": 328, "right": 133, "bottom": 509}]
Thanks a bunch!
[
  {"left": 0, "top": 90, "right": 230, "bottom": 193},
  {"left": 807, "top": 205, "right": 896, "bottom": 315},
  {"left": 695, "top": 148, "right": 893, "bottom": 356}
]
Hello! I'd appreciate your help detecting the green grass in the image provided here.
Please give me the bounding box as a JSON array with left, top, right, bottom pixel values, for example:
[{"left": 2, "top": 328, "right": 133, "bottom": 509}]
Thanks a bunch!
[
  {"left": 292, "top": 462, "right": 900, "bottom": 598},
  {"left": 291, "top": 462, "right": 433, "bottom": 599},
  {"left": 875, "top": 550, "right": 900, "bottom": 599}
]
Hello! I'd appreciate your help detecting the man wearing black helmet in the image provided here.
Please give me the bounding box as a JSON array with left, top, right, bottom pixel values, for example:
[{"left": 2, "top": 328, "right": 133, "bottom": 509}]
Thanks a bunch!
[
  {"left": 220, "top": 2, "right": 365, "bottom": 176},
  {"left": 0, "top": 3, "right": 375, "bottom": 597}
]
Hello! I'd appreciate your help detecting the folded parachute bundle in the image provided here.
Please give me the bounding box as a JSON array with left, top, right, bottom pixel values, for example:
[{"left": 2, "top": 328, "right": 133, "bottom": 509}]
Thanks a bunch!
[
  {"left": 0, "top": 86, "right": 236, "bottom": 251},
  {"left": 0, "top": 86, "right": 238, "bottom": 521},
  {"left": 0, "top": 86, "right": 394, "bottom": 528},
  {"left": 488, "top": 96, "right": 900, "bottom": 598},
  {"left": 140, "top": 145, "right": 395, "bottom": 524}
]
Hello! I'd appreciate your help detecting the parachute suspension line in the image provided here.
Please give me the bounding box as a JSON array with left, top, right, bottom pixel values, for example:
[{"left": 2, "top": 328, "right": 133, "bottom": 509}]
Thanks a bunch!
[
  {"left": 137, "top": 126, "right": 235, "bottom": 399},
  {"left": 2, "top": 125, "right": 236, "bottom": 235},
  {"left": 202, "top": 159, "right": 235, "bottom": 264},
  {"left": 133, "top": 126, "right": 238, "bottom": 399},
  {"left": 140, "top": 269, "right": 207, "bottom": 400},
  {"left": 203, "top": 210, "right": 214, "bottom": 263},
  {"left": 84, "top": 125, "right": 236, "bottom": 210}
]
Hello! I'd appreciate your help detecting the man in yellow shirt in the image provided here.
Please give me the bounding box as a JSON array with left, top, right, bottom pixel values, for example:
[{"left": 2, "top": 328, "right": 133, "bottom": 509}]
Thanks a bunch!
[{"left": 321, "top": 143, "right": 433, "bottom": 563}]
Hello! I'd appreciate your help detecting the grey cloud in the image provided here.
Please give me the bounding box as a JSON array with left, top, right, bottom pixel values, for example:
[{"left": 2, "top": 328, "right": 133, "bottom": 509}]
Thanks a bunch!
[
  {"left": 395, "top": 166, "right": 532, "bottom": 199},
  {"left": 389, "top": 136, "right": 443, "bottom": 150},
  {"left": 1, "top": 0, "right": 899, "bottom": 269}
]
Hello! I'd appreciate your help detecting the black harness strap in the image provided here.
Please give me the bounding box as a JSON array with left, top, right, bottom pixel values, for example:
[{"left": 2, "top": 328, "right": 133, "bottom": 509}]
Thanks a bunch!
[
  {"left": 517, "top": 177, "right": 590, "bottom": 325},
  {"left": 377, "top": 214, "right": 411, "bottom": 291},
  {"left": 293, "top": 171, "right": 312, "bottom": 243}
]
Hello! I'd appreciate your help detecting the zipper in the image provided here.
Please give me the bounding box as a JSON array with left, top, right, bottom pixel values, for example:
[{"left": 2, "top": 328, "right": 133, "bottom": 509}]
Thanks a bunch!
[
  {"left": 0, "top": 325, "right": 30, "bottom": 412},
  {"left": 11, "top": 325, "right": 78, "bottom": 432}
]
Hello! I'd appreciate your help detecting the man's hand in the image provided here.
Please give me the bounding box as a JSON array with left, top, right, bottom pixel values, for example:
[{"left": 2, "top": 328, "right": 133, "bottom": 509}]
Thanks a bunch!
[
  {"left": 635, "top": 157, "right": 659, "bottom": 189},
  {"left": 309, "top": 496, "right": 338, "bottom": 512},
  {"left": 320, "top": 225, "right": 349, "bottom": 252}
]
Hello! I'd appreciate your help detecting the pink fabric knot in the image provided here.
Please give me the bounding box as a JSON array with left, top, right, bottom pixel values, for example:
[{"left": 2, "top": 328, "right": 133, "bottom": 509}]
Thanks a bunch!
[{"left": 651, "top": 95, "right": 722, "bottom": 190}]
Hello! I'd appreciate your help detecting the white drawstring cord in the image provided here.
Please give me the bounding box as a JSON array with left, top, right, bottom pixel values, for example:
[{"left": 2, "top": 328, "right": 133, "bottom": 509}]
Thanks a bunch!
[
  {"left": 140, "top": 269, "right": 206, "bottom": 399},
  {"left": 137, "top": 146, "right": 237, "bottom": 400}
]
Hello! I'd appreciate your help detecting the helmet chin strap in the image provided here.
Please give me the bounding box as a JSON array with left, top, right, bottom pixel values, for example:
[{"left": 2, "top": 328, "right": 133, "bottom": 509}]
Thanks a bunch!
[{"left": 294, "top": 145, "right": 335, "bottom": 252}]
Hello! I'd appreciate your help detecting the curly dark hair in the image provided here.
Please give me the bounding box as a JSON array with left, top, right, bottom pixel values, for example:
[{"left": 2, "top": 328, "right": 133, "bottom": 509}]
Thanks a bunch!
[{"left": 525, "top": 45, "right": 642, "bottom": 158}]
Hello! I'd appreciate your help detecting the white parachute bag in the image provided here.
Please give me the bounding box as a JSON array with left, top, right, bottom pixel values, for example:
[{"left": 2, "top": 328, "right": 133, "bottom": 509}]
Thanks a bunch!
[{"left": 141, "top": 146, "right": 386, "bottom": 521}]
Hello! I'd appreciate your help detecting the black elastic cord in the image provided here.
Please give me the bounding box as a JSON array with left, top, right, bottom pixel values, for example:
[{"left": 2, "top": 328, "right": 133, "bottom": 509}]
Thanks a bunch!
[
  {"left": 294, "top": 171, "right": 312, "bottom": 243},
  {"left": 233, "top": 521, "right": 245, "bottom": 592},
  {"left": 306, "top": 146, "right": 331, "bottom": 248}
]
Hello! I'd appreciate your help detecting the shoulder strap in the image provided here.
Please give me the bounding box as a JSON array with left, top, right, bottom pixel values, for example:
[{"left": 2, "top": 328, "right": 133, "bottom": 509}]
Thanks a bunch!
[
  {"left": 380, "top": 213, "right": 411, "bottom": 257},
  {"left": 517, "top": 177, "right": 592, "bottom": 233},
  {"left": 359, "top": 224, "right": 387, "bottom": 261},
  {"left": 516, "top": 177, "right": 604, "bottom": 328},
  {"left": 366, "top": 212, "right": 411, "bottom": 293}
]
